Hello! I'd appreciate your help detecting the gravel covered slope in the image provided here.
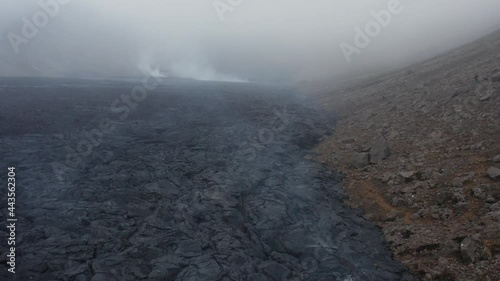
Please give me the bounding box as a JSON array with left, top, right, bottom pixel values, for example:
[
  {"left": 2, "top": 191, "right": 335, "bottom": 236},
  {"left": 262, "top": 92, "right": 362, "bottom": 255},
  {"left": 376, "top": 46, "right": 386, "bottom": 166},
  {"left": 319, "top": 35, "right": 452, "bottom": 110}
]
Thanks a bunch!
[{"left": 308, "top": 29, "right": 500, "bottom": 280}]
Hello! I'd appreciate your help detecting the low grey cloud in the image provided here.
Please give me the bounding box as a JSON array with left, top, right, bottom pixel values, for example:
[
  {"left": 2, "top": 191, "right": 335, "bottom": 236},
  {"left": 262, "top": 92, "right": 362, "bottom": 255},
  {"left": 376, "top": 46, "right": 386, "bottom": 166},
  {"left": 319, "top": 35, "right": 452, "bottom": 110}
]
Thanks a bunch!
[{"left": 1, "top": 0, "right": 500, "bottom": 82}]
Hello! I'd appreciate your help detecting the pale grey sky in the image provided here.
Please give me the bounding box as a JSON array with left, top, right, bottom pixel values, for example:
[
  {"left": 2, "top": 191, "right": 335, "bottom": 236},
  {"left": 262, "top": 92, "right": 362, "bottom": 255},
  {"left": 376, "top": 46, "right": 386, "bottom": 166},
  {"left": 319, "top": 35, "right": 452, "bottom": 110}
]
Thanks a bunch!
[{"left": 1, "top": 0, "right": 500, "bottom": 81}]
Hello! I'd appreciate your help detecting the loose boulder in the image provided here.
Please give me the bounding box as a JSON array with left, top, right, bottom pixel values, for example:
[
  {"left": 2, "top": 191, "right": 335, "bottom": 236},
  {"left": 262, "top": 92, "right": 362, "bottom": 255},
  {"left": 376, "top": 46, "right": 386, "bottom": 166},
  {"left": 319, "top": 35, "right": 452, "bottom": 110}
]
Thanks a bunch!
[
  {"left": 487, "top": 167, "right": 500, "bottom": 181},
  {"left": 351, "top": 152, "right": 370, "bottom": 168},
  {"left": 370, "top": 137, "right": 391, "bottom": 164},
  {"left": 460, "top": 238, "right": 481, "bottom": 263},
  {"left": 491, "top": 71, "right": 500, "bottom": 82},
  {"left": 493, "top": 155, "right": 500, "bottom": 163}
]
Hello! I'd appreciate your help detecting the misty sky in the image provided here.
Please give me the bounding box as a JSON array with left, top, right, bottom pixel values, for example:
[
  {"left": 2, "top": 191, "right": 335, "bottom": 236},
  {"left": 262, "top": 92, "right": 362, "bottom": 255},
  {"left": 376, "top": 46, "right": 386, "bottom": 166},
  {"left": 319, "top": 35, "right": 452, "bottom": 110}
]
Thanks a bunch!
[{"left": 1, "top": 0, "right": 500, "bottom": 82}]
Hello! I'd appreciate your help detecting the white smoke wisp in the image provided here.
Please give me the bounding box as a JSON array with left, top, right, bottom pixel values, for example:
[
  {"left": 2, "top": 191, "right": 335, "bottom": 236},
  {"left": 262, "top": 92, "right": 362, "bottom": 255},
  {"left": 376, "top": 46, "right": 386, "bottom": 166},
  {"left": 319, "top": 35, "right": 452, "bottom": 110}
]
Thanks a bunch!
[
  {"left": 136, "top": 48, "right": 246, "bottom": 82},
  {"left": 145, "top": 65, "right": 167, "bottom": 78},
  {"left": 3, "top": 0, "right": 500, "bottom": 80},
  {"left": 137, "top": 53, "right": 168, "bottom": 78},
  {"left": 168, "top": 61, "right": 248, "bottom": 83}
]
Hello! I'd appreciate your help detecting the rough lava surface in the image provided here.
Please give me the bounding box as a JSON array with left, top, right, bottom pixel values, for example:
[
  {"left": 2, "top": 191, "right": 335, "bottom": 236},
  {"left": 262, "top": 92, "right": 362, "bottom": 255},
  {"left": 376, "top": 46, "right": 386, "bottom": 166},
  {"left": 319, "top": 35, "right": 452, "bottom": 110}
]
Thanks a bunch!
[{"left": 0, "top": 78, "right": 415, "bottom": 281}]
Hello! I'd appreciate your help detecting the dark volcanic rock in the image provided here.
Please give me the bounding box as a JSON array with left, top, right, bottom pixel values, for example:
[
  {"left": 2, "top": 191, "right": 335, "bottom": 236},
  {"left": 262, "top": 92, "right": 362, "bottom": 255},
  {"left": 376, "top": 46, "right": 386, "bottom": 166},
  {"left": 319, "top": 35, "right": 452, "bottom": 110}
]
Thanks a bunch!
[
  {"left": 460, "top": 237, "right": 491, "bottom": 263},
  {"left": 487, "top": 166, "right": 500, "bottom": 180},
  {"left": 351, "top": 152, "right": 370, "bottom": 168},
  {"left": 260, "top": 262, "right": 290, "bottom": 281},
  {"left": 0, "top": 78, "right": 416, "bottom": 281},
  {"left": 370, "top": 136, "right": 391, "bottom": 163},
  {"left": 91, "top": 273, "right": 118, "bottom": 281},
  {"left": 491, "top": 71, "right": 500, "bottom": 82}
]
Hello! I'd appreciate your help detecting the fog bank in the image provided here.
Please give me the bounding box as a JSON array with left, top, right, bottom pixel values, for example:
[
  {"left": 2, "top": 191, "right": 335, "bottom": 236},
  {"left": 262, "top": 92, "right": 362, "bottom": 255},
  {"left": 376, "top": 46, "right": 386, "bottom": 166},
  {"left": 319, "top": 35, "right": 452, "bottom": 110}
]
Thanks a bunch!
[{"left": 1, "top": 0, "right": 500, "bottom": 82}]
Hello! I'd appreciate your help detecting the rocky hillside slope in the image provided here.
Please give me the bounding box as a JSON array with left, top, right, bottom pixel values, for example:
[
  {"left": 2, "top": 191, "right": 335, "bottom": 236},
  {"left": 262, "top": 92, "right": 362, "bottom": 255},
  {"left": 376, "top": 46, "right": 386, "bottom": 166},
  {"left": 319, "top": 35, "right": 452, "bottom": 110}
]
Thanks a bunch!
[{"left": 304, "top": 29, "right": 500, "bottom": 280}]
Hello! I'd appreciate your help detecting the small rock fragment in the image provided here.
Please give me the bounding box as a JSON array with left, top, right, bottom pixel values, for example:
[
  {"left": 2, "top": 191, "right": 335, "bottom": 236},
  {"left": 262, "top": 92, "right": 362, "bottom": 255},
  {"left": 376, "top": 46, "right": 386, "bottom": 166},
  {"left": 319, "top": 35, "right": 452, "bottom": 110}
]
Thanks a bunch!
[
  {"left": 451, "top": 177, "right": 466, "bottom": 187},
  {"left": 441, "top": 240, "right": 460, "bottom": 256},
  {"left": 493, "top": 155, "right": 500, "bottom": 163},
  {"left": 399, "top": 171, "right": 419, "bottom": 182},
  {"left": 351, "top": 152, "right": 370, "bottom": 168},
  {"left": 461, "top": 238, "right": 480, "bottom": 263},
  {"left": 370, "top": 137, "right": 391, "bottom": 164},
  {"left": 438, "top": 257, "right": 448, "bottom": 266},
  {"left": 379, "top": 172, "right": 394, "bottom": 183},
  {"left": 485, "top": 195, "right": 496, "bottom": 204},
  {"left": 487, "top": 167, "right": 500, "bottom": 181},
  {"left": 472, "top": 187, "right": 487, "bottom": 200},
  {"left": 460, "top": 237, "right": 490, "bottom": 263},
  {"left": 384, "top": 210, "right": 400, "bottom": 222},
  {"left": 491, "top": 71, "right": 500, "bottom": 82}
]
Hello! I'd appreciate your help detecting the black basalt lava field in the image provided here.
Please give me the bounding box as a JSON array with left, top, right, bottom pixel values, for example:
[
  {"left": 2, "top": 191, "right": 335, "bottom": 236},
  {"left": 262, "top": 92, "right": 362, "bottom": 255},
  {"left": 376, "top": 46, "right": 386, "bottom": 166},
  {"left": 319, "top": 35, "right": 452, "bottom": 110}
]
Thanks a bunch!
[{"left": 0, "top": 78, "right": 416, "bottom": 281}]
